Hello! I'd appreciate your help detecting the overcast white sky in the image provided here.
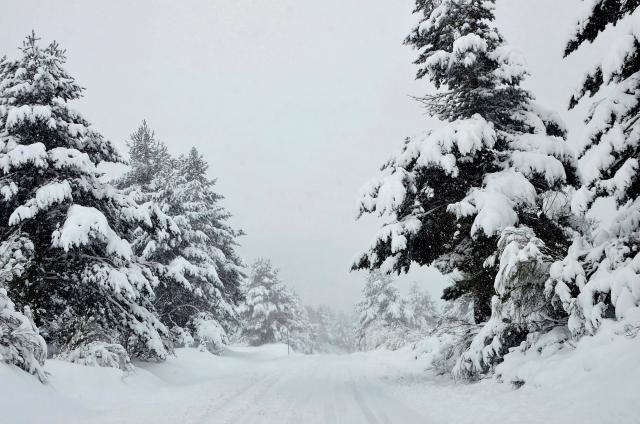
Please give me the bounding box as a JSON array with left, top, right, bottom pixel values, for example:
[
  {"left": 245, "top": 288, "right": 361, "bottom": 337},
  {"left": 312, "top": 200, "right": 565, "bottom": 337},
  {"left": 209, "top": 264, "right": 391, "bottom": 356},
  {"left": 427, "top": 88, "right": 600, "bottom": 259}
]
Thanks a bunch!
[{"left": 1, "top": 0, "right": 606, "bottom": 310}]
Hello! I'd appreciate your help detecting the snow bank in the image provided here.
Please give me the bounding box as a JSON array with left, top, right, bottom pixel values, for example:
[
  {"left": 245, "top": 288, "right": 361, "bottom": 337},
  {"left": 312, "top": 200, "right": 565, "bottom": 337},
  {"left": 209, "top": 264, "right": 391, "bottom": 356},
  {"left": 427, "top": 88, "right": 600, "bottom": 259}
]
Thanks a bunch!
[
  {"left": 0, "top": 346, "right": 272, "bottom": 424},
  {"left": 496, "top": 321, "right": 640, "bottom": 390},
  {"left": 377, "top": 328, "right": 640, "bottom": 424}
]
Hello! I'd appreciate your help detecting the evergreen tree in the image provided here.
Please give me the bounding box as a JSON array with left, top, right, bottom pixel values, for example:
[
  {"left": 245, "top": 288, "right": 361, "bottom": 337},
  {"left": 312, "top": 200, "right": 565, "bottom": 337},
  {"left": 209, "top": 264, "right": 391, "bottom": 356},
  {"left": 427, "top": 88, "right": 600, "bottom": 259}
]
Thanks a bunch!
[
  {"left": 176, "top": 148, "right": 245, "bottom": 314},
  {"left": 0, "top": 289, "right": 47, "bottom": 381},
  {"left": 405, "top": 283, "right": 437, "bottom": 329},
  {"left": 354, "top": 0, "right": 578, "bottom": 375},
  {"left": 355, "top": 272, "right": 408, "bottom": 350},
  {"left": 304, "top": 305, "right": 355, "bottom": 353},
  {"left": 119, "top": 126, "right": 245, "bottom": 352},
  {"left": 453, "top": 226, "right": 558, "bottom": 378},
  {"left": 354, "top": 0, "right": 577, "bottom": 324},
  {"left": 548, "top": 2, "right": 640, "bottom": 338},
  {"left": 239, "top": 259, "right": 309, "bottom": 348},
  {"left": 0, "top": 34, "right": 171, "bottom": 361},
  {"left": 118, "top": 120, "right": 172, "bottom": 189},
  {"left": 332, "top": 311, "right": 357, "bottom": 352},
  {"left": 0, "top": 235, "right": 47, "bottom": 380}
]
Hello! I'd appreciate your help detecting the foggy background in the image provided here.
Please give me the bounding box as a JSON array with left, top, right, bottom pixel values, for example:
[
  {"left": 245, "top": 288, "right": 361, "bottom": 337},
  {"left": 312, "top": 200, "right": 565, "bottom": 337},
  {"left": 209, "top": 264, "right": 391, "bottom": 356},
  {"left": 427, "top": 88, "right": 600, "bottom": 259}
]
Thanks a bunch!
[{"left": 0, "top": 0, "right": 605, "bottom": 310}]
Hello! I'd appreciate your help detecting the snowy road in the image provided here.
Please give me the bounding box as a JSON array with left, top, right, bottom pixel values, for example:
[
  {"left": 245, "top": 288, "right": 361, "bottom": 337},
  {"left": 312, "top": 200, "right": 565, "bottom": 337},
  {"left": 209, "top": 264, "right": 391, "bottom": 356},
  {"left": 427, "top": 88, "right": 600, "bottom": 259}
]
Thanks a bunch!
[
  {"left": 3, "top": 344, "right": 431, "bottom": 424},
  {"left": 4, "top": 340, "right": 639, "bottom": 424},
  {"left": 133, "top": 346, "right": 429, "bottom": 424}
]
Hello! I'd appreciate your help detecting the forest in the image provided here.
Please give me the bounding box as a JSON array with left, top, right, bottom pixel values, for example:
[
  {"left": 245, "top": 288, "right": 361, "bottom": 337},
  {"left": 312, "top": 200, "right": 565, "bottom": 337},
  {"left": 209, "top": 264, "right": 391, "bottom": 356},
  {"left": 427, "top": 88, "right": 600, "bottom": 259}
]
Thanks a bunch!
[{"left": 0, "top": 1, "right": 638, "bottom": 423}]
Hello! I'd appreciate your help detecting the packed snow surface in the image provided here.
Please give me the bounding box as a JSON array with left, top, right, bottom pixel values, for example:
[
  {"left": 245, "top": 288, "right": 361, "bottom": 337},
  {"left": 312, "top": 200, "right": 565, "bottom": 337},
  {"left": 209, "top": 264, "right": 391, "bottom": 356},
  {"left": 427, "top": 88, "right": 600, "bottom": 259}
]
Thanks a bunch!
[{"left": 0, "top": 340, "right": 637, "bottom": 424}]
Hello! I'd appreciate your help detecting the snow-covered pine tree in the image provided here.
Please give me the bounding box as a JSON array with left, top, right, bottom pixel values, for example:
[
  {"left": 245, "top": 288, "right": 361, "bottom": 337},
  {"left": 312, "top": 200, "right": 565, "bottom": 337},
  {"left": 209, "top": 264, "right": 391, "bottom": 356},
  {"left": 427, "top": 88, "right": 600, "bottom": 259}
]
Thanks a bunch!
[
  {"left": 0, "top": 33, "right": 171, "bottom": 363},
  {"left": 119, "top": 127, "right": 245, "bottom": 353},
  {"left": 287, "top": 297, "right": 314, "bottom": 354},
  {"left": 0, "top": 289, "right": 47, "bottom": 382},
  {"left": 355, "top": 271, "right": 408, "bottom": 350},
  {"left": 240, "top": 259, "right": 310, "bottom": 349},
  {"left": 305, "top": 305, "right": 356, "bottom": 352},
  {"left": 405, "top": 283, "right": 436, "bottom": 329},
  {"left": 176, "top": 147, "right": 245, "bottom": 317},
  {"left": 332, "top": 311, "right": 357, "bottom": 352},
  {"left": 0, "top": 236, "right": 47, "bottom": 381},
  {"left": 355, "top": 0, "right": 577, "bottom": 321},
  {"left": 118, "top": 120, "right": 172, "bottom": 190},
  {"left": 353, "top": 0, "right": 577, "bottom": 371},
  {"left": 547, "top": 2, "right": 640, "bottom": 338}
]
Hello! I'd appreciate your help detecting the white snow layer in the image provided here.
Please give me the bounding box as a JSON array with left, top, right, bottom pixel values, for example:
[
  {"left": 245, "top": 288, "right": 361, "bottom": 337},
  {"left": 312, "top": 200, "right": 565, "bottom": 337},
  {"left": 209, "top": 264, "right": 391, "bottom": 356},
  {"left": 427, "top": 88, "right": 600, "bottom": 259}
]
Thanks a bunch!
[
  {"left": 0, "top": 339, "right": 637, "bottom": 424},
  {"left": 52, "top": 204, "right": 132, "bottom": 260}
]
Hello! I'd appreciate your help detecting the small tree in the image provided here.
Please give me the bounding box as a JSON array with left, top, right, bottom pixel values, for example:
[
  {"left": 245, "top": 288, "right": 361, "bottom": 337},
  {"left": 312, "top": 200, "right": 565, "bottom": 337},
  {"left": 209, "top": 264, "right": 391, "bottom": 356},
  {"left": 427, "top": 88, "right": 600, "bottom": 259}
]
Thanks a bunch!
[
  {"left": 405, "top": 283, "right": 437, "bottom": 329},
  {"left": 118, "top": 120, "right": 172, "bottom": 189},
  {"left": 355, "top": 272, "right": 408, "bottom": 350},
  {"left": 240, "top": 259, "right": 309, "bottom": 348}
]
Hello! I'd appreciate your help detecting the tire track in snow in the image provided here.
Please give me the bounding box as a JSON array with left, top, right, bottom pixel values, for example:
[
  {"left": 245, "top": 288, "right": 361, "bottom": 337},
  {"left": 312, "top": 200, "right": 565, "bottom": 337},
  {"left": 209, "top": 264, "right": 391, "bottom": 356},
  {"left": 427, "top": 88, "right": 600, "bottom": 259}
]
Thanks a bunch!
[
  {"left": 320, "top": 363, "right": 339, "bottom": 424},
  {"left": 218, "top": 357, "right": 313, "bottom": 424},
  {"left": 193, "top": 369, "right": 283, "bottom": 424},
  {"left": 350, "top": 380, "right": 383, "bottom": 424},
  {"left": 284, "top": 357, "right": 324, "bottom": 424},
  {"left": 352, "top": 372, "right": 428, "bottom": 424}
]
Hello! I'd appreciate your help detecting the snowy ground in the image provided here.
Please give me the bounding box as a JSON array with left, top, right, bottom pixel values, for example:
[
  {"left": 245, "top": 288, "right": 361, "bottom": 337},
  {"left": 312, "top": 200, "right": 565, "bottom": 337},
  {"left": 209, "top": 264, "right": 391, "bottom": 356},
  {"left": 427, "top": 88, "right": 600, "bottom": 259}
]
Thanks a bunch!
[{"left": 1, "top": 339, "right": 638, "bottom": 424}]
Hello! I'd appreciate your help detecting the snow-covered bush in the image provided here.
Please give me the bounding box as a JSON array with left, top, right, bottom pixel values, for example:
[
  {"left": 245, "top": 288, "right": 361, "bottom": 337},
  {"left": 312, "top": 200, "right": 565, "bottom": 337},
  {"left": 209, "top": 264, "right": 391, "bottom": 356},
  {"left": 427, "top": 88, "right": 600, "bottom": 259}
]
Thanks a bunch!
[
  {"left": 171, "top": 326, "right": 195, "bottom": 348},
  {"left": 56, "top": 341, "right": 132, "bottom": 371},
  {"left": 190, "top": 312, "right": 228, "bottom": 354},
  {"left": 413, "top": 296, "right": 479, "bottom": 375},
  {"left": 494, "top": 326, "right": 571, "bottom": 388},
  {"left": 0, "top": 289, "right": 47, "bottom": 382},
  {"left": 416, "top": 323, "right": 479, "bottom": 376}
]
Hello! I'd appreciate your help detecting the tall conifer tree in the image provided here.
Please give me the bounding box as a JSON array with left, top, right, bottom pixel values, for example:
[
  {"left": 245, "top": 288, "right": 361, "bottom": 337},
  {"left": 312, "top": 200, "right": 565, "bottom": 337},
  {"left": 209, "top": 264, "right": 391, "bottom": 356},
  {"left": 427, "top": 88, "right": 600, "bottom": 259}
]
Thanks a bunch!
[
  {"left": 0, "top": 34, "right": 171, "bottom": 360},
  {"left": 354, "top": 1, "right": 578, "bottom": 376}
]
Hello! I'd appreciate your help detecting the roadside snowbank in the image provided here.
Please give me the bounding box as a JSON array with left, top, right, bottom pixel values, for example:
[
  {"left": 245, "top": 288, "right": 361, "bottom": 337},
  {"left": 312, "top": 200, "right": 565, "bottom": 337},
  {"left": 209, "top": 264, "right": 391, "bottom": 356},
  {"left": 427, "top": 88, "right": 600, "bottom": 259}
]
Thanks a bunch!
[
  {"left": 377, "top": 324, "right": 640, "bottom": 424},
  {"left": 0, "top": 344, "right": 292, "bottom": 424}
]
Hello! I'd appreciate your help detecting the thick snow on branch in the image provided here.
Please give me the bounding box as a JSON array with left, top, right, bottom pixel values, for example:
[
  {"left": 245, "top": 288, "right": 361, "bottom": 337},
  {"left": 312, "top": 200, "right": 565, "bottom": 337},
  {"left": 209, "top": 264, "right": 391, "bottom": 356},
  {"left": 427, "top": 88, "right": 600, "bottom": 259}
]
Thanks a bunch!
[
  {"left": 52, "top": 204, "right": 132, "bottom": 260},
  {"left": 449, "top": 170, "right": 536, "bottom": 236},
  {"left": 8, "top": 181, "right": 72, "bottom": 225},
  {"left": 49, "top": 147, "right": 96, "bottom": 173},
  {"left": 358, "top": 115, "right": 496, "bottom": 219},
  {"left": 596, "top": 8, "right": 640, "bottom": 83},
  {"left": 549, "top": 197, "right": 640, "bottom": 337},
  {"left": 4, "top": 105, "right": 53, "bottom": 129},
  {"left": 491, "top": 45, "right": 528, "bottom": 84},
  {"left": 0, "top": 141, "right": 47, "bottom": 173},
  {"left": 510, "top": 151, "right": 567, "bottom": 185}
]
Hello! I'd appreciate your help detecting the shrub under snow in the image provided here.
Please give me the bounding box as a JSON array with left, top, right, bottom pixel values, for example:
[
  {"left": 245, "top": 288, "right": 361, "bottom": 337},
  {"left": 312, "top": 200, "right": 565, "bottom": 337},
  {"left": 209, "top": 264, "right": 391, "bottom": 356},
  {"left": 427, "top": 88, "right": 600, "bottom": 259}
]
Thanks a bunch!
[
  {"left": 56, "top": 341, "right": 133, "bottom": 372},
  {"left": 0, "top": 289, "right": 47, "bottom": 382}
]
